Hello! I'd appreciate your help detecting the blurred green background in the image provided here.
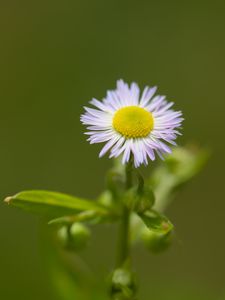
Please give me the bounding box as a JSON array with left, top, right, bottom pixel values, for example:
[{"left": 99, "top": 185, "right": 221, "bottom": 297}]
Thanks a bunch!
[{"left": 1, "top": 0, "right": 225, "bottom": 299}]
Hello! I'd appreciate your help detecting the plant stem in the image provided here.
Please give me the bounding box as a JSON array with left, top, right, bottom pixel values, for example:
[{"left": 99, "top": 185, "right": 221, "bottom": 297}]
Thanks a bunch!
[{"left": 117, "top": 160, "right": 133, "bottom": 266}]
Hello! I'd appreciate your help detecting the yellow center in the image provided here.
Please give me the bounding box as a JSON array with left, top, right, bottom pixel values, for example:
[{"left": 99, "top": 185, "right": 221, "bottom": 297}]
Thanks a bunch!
[{"left": 113, "top": 106, "right": 154, "bottom": 138}]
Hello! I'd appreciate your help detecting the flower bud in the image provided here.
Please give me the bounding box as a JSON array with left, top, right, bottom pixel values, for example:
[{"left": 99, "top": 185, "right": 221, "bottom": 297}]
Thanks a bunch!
[
  {"left": 110, "top": 268, "right": 137, "bottom": 300},
  {"left": 98, "top": 190, "right": 114, "bottom": 208},
  {"left": 56, "top": 223, "right": 90, "bottom": 251},
  {"left": 142, "top": 227, "right": 172, "bottom": 254},
  {"left": 69, "top": 222, "right": 90, "bottom": 251},
  {"left": 57, "top": 225, "right": 68, "bottom": 248}
]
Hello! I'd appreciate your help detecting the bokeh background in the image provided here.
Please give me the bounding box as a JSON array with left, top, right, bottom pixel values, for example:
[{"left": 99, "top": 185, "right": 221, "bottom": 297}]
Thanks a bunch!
[{"left": 1, "top": 0, "right": 225, "bottom": 299}]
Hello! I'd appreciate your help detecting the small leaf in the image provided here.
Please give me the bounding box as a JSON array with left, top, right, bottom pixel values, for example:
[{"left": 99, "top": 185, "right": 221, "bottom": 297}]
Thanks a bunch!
[
  {"left": 48, "top": 211, "right": 96, "bottom": 225},
  {"left": 125, "top": 186, "right": 155, "bottom": 213},
  {"left": 48, "top": 210, "right": 109, "bottom": 226},
  {"left": 138, "top": 210, "right": 173, "bottom": 234},
  {"left": 4, "top": 190, "right": 107, "bottom": 217}
]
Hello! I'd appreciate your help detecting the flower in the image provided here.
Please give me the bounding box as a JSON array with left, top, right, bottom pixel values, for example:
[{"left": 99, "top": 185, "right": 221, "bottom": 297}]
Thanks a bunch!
[{"left": 81, "top": 80, "right": 183, "bottom": 168}]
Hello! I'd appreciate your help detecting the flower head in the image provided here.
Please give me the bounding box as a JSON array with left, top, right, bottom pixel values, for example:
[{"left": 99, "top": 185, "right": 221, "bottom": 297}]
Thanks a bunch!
[{"left": 81, "top": 80, "right": 183, "bottom": 168}]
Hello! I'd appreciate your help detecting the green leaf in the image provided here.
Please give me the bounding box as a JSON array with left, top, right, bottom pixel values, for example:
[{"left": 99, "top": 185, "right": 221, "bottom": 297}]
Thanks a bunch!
[
  {"left": 138, "top": 210, "right": 173, "bottom": 235},
  {"left": 4, "top": 190, "right": 107, "bottom": 217},
  {"left": 48, "top": 211, "right": 99, "bottom": 226}
]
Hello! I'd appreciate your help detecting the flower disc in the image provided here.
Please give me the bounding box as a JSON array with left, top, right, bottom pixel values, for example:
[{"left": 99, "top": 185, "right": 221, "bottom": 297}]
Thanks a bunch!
[{"left": 113, "top": 106, "right": 154, "bottom": 138}]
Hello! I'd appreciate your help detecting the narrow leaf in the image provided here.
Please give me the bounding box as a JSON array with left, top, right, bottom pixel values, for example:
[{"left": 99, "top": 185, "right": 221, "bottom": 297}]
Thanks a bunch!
[
  {"left": 48, "top": 211, "right": 99, "bottom": 226},
  {"left": 4, "top": 190, "right": 107, "bottom": 217}
]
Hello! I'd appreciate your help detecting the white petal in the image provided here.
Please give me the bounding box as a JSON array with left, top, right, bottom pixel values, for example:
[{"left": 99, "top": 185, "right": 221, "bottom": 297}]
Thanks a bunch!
[
  {"left": 139, "top": 86, "right": 157, "bottom": 107},
  {"left": 99, "top": 134, "right": 120, "bottom": 157}
]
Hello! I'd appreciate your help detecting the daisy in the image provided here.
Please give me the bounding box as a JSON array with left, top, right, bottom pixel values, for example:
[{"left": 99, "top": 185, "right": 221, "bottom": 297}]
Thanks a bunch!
[{"left": 81, "top": 80, "right": 183, "bottom": 168}]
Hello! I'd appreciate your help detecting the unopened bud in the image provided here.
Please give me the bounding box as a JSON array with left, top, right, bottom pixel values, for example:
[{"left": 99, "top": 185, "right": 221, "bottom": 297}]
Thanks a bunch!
[
  {"left": 57, "top": 225, "right": 68, "bottom": 248},
  {"left": 142, "top": 227, "right": 172, "bottom": 254},
  {"left": 56, "top": 223, "right": 90, "bottom": 251},
  {"left": 69, "top": 222, "right": 90, "bottom": 251},
  {"left": 110, "top": 268, "right": 137, "bottom": 300}
]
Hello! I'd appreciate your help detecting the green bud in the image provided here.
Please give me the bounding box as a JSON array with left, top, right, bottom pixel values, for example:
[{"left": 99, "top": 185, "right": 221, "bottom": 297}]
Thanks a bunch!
[
  {"left": 57, "top": 225, "right": 68, "bottom": 248},
  {"left": 56, "top": 223, "right": 90, "bottom": 251},
  {"left": 98, "top": 190, "right": 114, "bottom": 208},
  {"left": 69, "top": 223, "right": 90, "bottom": 251},
  {"left": 125, "top": 186, "right": 155, "bottom": 213},
  {"left": 142, "top": 227, "right": 172, "bottom": 254},
  {"left": 110, "top": 268, "right": 137, "bottom": 300}
]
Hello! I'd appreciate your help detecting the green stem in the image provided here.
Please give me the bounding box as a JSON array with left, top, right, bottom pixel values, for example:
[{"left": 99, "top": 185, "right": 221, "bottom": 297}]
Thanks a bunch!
[{"left": 117, "top": 160, "right": 133, "bottom": 266}]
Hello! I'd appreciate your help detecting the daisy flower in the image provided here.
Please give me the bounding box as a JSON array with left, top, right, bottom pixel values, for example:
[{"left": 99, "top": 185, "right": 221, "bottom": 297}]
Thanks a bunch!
[{"left": 81, "top": 80, "right": 183, "bottom": 168}]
